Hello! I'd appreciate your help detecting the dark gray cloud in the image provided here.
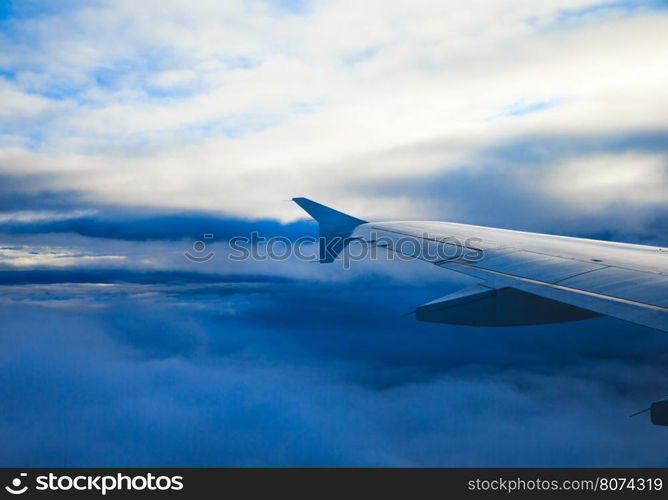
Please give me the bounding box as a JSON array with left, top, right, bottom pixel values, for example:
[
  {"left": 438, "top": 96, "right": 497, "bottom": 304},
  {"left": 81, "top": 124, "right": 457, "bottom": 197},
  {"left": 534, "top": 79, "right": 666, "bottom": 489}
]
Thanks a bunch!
[
  {"left": 0, "top": 172, "right": 315, "bottom": 242},
  {"left": 0, "top": 172, "right": 83, "bottom": 212},
  {"left": 365, "top": 130, "right": 668, "bottom": 245},
  {"left": 0, "top": 210, "right": 315, "bottom": 242},
  {"left": 0, "top": 269, "right": 291, "bottom": 285}
]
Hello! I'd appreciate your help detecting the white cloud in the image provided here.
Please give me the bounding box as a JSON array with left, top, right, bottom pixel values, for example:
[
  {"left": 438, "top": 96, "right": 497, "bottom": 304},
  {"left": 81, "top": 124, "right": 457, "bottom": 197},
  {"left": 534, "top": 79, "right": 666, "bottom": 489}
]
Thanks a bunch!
[
  {"left": 147, "top": 69, "right": 198, "bottom": 90},
  {"left": 546, "top": 153, "right": 668, "bottom": 210},
  {"left": 0, "top": 209, "right": 97, "bottom": 223},
  {"left": 0, "top": 243, "right": 126, "bottom": 268},
  {"left": 0, "top": 0, "right": 667, "bottom": 221}
]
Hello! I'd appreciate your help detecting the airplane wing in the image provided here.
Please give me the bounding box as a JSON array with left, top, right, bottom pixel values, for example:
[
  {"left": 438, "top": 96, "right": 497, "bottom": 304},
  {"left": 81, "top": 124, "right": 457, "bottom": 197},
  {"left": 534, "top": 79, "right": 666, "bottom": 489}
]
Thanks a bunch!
[{"left": 293, "top": 197, "right": 668, "bottom": 333}]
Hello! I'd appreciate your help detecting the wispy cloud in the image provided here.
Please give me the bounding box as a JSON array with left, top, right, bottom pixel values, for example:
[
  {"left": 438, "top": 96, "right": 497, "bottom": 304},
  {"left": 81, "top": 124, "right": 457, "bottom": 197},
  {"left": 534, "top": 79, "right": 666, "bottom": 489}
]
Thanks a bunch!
[{"left": 502, "top": 99, "right": 560, "bottom": 117}]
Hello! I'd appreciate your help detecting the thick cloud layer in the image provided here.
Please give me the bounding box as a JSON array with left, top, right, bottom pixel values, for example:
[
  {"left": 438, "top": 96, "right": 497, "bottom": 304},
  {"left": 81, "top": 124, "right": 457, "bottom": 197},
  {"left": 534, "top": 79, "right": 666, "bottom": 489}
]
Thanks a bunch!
[{"left": 1, "top": 275, "right": 667, "bottom": 467}]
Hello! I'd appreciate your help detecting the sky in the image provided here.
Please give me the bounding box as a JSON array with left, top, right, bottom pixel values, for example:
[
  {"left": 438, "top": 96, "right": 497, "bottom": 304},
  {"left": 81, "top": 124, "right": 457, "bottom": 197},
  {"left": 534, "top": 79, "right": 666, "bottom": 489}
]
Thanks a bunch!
[{"left": 0, "top": 0, "right": 667, "bottom": 466}]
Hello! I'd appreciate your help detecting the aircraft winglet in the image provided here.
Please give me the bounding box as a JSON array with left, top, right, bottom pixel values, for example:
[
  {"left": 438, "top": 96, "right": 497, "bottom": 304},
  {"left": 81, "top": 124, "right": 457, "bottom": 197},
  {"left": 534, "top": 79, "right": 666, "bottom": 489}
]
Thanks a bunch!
[{"left": 292, "top": 197, "right": 367, "bottom": 263}]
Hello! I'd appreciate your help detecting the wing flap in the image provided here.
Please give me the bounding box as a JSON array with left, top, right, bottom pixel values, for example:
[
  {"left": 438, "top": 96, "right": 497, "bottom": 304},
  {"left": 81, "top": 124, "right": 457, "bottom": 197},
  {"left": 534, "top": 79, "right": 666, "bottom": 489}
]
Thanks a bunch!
[{"left": 416, "top": 285, "right": 600, "bottom": 326}]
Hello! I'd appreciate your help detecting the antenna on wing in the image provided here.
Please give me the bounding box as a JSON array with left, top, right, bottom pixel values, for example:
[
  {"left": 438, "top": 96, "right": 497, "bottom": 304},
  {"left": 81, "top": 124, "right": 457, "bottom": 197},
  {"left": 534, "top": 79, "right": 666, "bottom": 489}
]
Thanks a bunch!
[{"left": 629, "top": 407, "right": 650, "bottom": 418}]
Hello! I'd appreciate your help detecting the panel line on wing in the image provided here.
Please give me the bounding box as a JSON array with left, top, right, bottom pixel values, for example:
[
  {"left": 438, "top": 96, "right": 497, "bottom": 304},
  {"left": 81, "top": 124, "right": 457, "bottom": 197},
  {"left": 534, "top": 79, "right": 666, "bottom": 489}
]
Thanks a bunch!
[{"left": 553, "top": 266, "right": 610, "bottom": 284}]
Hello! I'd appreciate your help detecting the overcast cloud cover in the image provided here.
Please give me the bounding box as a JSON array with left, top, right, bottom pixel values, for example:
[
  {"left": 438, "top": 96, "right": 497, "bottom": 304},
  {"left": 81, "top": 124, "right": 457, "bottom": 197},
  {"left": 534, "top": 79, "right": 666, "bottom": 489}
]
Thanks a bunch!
[{"left": 1, "top": 0, "right": 668, "bottom": 466}]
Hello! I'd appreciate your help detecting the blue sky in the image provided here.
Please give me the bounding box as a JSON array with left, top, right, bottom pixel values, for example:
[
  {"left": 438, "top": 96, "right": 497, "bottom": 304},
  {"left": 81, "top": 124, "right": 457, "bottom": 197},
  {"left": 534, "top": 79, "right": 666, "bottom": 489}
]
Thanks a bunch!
[{"left": 0, "top": 0, "right": 667, "bottom": 466}]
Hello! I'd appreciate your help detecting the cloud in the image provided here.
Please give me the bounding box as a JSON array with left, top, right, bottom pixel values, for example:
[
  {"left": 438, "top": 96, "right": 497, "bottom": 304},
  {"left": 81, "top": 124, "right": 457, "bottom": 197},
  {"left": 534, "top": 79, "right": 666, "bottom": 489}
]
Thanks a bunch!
[
  {"left": 365, "top": 129, "right": 668, "bottom": 245},
  {"left": 0, "top": 269, "right": 291, "bottom": 285},
  {"left": 1, "top": 278, "right": 667, "bottom": 466},
  {"left": 546, "top": 152, "right": 668, "bottom": 208},
  {"left": 0, "top": 1, "right": 666, "bottom": 221},
  {"left": 1, "top": 0, "right": 668, "bottom": 467},
  {"left": 0, "top": 245, "right": 126, "bottom": 268},
  {"left": 0, "top": 207, "right": 316, "bottom": 242}
]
